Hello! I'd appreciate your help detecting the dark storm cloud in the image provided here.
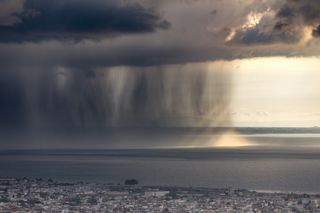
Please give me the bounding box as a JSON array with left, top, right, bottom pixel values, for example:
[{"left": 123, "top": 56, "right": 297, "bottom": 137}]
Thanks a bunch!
[
  {"left": 276, "top": 0, "right": 320, "bottom": 25},
  {"left": 0, "top": 0, "right": 314, "bottom": 69},
  {"left": 0, "top": 0, "right": 170, "bottom": 42},
  {"left": 275, "top": 0, "right": 320, "bottom": 39}
]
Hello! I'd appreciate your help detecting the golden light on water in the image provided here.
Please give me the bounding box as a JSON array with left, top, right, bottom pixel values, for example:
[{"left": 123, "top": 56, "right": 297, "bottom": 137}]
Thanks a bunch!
[{"left": 209, "top": 131, "right": 255, "bottom": 148}]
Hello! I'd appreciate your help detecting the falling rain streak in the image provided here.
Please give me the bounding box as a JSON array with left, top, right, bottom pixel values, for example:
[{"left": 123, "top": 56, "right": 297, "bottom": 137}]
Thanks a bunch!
[{"left": 22, "top": 63, "right": 232, "bottom": 129}]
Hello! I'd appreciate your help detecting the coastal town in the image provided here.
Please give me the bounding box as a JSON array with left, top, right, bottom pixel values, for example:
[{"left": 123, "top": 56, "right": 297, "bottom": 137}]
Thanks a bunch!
[{"left": 0, "top": 177, "right": 319, "bottom": 212}]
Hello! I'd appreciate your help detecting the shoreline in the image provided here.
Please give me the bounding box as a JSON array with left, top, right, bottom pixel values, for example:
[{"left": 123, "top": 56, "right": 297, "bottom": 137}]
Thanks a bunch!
[{"left": 1, "top": 177, "right": 320, "bottom": 212}]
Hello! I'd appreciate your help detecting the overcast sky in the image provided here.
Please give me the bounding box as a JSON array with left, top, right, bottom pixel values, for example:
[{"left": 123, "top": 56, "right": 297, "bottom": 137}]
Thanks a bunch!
[{"left": 1, "top": 0, "right": 320, "bottom": 148}]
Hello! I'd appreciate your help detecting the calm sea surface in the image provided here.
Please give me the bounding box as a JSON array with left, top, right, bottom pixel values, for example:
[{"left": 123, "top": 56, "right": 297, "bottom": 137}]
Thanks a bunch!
[{"left": 2, "top": 134, "right": 320, "bottom": 193}]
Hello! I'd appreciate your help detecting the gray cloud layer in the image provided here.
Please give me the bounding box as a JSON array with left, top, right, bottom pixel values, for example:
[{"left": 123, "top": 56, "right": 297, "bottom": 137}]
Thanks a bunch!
[
  {"left": 0, "top": 0, "right": 319, "bottom": 67},
  {"left": 0, "top": 0, "right": 319, "bottom": 68}
]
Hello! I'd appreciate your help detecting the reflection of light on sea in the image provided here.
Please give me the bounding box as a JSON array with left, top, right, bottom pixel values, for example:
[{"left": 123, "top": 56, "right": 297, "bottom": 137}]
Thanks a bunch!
[{"left": 209, "top": 131, "right": 255, "bottom": 148}]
